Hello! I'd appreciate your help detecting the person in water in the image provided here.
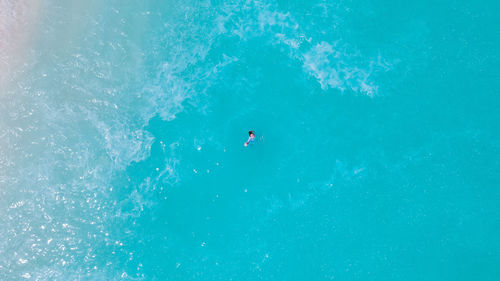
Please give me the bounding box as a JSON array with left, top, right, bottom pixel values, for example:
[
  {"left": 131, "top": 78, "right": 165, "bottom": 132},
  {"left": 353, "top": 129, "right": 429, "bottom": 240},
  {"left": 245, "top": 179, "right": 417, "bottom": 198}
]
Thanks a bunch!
[{"left": 244, "top": 130, "right": 255, "bottom": 146}]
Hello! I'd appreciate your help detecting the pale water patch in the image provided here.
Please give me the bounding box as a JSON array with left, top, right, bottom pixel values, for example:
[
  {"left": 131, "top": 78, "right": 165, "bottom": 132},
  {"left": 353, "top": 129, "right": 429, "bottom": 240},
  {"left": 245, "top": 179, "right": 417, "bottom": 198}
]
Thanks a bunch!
[{"left": 0, "top": 0, "right": 41, "bottom": 88}]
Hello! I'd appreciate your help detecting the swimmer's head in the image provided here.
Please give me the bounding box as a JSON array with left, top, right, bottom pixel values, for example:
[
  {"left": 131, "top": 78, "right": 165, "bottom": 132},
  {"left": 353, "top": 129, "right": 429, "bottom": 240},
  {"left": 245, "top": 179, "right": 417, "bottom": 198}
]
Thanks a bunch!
[{"left": 248, "top": 130, "right": 254, "bottom": 136}]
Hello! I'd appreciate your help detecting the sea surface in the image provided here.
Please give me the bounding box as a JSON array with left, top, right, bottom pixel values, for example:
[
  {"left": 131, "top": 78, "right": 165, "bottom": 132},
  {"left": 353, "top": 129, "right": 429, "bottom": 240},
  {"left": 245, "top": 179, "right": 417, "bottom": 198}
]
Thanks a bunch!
[{"left": 1, "top": 0, "right": 499, "bottom": 280}]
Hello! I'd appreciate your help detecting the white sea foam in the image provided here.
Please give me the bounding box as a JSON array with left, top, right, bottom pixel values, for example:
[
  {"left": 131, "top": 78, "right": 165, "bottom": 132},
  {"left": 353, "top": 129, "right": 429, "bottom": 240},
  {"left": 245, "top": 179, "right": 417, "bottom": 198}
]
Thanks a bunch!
[
  {"left": 206, "top": 0, "right": 390, "bottom": 96},
  {"left": 302, "top": 42, "right": 381, "bottom": 96}
]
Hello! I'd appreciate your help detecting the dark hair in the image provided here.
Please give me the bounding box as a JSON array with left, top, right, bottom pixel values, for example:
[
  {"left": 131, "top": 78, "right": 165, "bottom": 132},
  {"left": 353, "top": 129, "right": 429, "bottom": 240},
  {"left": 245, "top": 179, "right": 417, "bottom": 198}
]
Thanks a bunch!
[{"left": 248, "top": 131, "right": 254, "bottom": 136}]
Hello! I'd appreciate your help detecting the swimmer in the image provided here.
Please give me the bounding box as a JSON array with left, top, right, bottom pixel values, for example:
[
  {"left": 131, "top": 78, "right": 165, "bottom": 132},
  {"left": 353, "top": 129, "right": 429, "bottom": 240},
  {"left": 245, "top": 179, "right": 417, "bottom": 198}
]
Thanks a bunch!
[{"left": 244, "top": 130, "right": 255, "bottom": 147}]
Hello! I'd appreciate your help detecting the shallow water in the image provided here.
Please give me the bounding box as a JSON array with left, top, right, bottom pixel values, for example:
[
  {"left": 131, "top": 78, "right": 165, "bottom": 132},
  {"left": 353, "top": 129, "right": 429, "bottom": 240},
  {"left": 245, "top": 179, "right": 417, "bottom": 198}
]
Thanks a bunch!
[{"left": 1, "top": 0, "right": 499, "bottom": 280}]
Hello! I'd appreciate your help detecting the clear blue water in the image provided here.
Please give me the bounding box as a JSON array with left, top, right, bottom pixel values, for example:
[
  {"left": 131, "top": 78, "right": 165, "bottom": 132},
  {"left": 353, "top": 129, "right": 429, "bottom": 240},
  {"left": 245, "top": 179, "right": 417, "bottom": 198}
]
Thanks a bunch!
[{"left": 1, "top": 0, "right": 499, "bottom": 280}]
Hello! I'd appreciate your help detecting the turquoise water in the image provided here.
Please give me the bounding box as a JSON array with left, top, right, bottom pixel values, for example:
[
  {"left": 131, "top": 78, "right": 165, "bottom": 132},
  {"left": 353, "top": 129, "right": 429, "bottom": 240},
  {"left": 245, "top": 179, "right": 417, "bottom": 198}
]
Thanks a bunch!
[{"left": 1, "top": 0, "right": 500, "bottom": 280}]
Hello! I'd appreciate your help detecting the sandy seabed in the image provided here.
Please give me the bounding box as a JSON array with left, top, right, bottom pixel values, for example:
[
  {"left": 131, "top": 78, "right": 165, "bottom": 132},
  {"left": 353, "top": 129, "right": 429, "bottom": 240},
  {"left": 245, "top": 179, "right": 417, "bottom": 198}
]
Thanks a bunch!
[{"left": 0, "top": 0, "right": 41, "bottom": 88}]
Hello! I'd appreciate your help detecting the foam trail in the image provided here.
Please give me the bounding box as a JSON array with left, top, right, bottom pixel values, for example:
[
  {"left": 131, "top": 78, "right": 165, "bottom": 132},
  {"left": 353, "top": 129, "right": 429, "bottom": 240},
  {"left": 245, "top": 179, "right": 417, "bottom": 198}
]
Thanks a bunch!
[{"left": 205, "top": 0, "right": 389, "bottom": 96}]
